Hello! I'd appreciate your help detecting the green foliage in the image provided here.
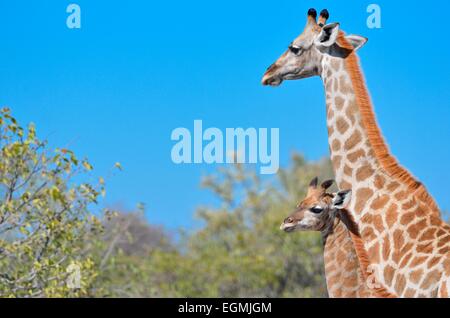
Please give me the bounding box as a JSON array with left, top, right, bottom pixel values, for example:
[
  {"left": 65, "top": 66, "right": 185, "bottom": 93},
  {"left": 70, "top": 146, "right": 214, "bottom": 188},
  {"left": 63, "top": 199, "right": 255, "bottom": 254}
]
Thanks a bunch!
[
  {"left": 0, "top": 108, "right": 104, "bottom": 297},
  {"left": 0, "top": 107, "right": 334, "bottom": 298},
  {"left": 93, "top": 155, "right": 334, "bottom": 298},
  {"left": 88, "top": 211, "right": 173, "bottom": 297}
]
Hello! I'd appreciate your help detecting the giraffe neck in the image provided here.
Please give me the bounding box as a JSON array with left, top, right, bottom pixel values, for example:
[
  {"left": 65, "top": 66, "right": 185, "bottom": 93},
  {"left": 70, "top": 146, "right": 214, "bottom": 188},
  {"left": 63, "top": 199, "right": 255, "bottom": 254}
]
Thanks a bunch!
[
  {"left": 322, "top": 214, "right": 376, "bottom": 298},
  {"left": 321, "top": 44, "right": 440, "bottom": 220},
  {"left": 319, "top": 38, "right": 450, "bottom": 297}
]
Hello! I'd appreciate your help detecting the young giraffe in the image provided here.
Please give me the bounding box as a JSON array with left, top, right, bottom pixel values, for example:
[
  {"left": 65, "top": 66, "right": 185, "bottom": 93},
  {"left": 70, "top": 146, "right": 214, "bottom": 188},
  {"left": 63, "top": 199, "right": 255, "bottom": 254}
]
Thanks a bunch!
[
  {"left": 262, "top": 8, "right": 450, "bottom": 297},
  {"left": 280, "top": 177, "right": 382, "bottom": 298}
]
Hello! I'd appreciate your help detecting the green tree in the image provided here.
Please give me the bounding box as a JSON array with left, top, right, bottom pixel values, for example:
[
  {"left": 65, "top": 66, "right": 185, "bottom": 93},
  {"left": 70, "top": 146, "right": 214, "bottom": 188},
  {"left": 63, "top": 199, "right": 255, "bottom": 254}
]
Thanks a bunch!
[
  {"left": 152, "top": 156, "right": 333, "bottom": 297},
  {"left": 0, "top": 107, "right": 333, "bottom": 298},
  {"left": 94, "top": 155, "right": 333, "bottom": 298},
  {"left": 90, "top": 209, "right": 174, "bottom": 297},
  {"left": 0, "top": 108, "right": 106, "bottom": 297}
]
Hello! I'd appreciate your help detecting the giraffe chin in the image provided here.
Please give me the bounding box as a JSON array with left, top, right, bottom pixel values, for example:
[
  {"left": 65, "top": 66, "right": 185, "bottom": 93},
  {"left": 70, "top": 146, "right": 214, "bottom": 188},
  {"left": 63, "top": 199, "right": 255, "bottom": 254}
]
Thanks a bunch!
[
  {"left": 283, "top": 222, "right": 318, "bottom": 232},
  {"left": 280, "top": 223, "right": 301, "bottom": 233},
  {"left": 280, "top": 223, "right": 292, "bottom": 232},
  {"left": 261, "top": 76, "right": 283, "bottom": 87}
]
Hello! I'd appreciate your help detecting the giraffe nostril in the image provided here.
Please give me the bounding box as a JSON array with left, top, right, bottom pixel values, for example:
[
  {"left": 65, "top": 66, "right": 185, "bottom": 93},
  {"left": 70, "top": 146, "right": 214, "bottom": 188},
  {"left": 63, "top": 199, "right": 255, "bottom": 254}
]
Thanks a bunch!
[{"left": 285, "top": 217, "right": 294, "bottom": 224}]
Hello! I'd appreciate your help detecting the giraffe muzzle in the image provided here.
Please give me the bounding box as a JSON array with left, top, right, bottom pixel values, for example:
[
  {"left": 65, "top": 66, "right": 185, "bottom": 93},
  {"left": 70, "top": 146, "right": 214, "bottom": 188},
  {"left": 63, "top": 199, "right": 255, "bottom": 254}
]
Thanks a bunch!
[
  {"left": 261, "top": 74, "right": 282, "bottom": 87},
  {"left": 280, "top": 222, "right": 296, "bottom": 232}
]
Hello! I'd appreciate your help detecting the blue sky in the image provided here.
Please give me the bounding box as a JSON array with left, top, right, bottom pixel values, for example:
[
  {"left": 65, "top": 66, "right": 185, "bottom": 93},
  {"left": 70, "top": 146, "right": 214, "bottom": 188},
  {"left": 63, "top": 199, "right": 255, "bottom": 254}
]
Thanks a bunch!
[{"left": 1, "top": 0, "right": 449, "bottom": 228}]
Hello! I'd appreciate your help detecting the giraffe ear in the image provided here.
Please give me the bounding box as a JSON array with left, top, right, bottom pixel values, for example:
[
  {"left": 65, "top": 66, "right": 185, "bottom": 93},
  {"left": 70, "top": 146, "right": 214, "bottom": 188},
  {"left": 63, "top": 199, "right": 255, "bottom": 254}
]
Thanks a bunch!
[
  {"left": 332, "top": 190, "right": 352, "bottom": 209},
  {"left": 315, "top": 23, "right": 340, "bottom": 47},
  {"left": 309, "top": 177, "right": 319, "bottom": 189},
  {"left": 321, "top": 179, "right": 334, "bottom": 190},
  {"left": 345, "top": 35, "right": 368, "bottom": 51}
]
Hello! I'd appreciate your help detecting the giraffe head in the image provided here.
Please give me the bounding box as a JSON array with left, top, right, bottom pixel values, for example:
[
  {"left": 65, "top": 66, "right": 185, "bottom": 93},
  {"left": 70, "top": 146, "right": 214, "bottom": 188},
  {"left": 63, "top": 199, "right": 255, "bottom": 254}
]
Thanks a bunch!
[
  {"left": 280, "top": 177, "right": 352, "bottom": 233},
  {"left": 261, "top": 8, "right": 368, "bottom": 86}
]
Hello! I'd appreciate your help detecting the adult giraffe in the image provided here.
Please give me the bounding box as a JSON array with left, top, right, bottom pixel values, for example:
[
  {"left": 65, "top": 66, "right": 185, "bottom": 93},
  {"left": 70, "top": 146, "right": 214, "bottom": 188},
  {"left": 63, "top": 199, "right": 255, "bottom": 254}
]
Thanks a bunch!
[{"left": 262, "top": 8, "right": 450, "bottom": 297}]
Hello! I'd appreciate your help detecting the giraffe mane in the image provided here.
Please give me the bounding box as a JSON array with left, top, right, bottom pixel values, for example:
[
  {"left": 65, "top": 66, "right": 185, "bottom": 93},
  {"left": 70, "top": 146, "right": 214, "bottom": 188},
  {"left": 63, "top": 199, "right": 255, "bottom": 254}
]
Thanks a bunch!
[
  {"left": 336, "top": 32, "right": 441, "bottom": 218},
  {"left": 339, "top": 210, "right": 397, "bottom": 298}
]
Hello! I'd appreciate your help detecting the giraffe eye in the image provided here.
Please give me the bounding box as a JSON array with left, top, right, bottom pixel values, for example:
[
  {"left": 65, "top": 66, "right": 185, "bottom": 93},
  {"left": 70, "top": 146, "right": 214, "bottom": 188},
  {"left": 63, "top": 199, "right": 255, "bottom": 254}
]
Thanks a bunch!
[
  {"left": 289, "top": 45, "right": 302, "bottom": 55},
  {"left": 310, "top": 206, "right": 323, "bottom": 214}
]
